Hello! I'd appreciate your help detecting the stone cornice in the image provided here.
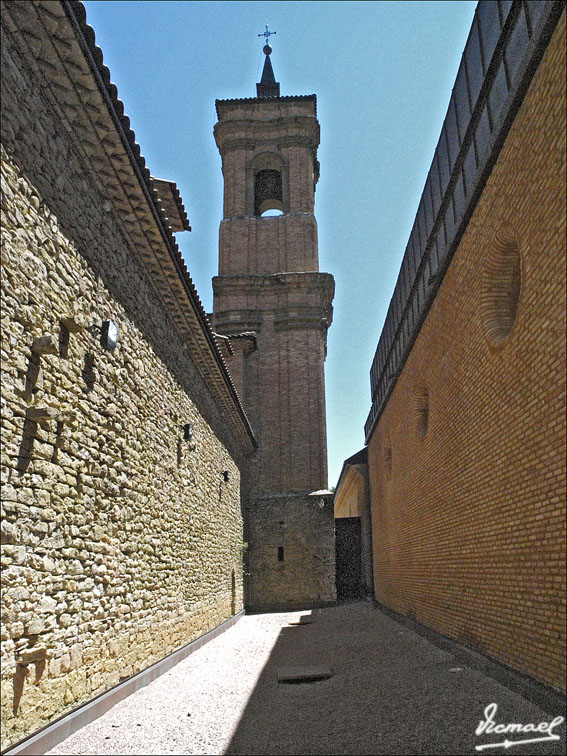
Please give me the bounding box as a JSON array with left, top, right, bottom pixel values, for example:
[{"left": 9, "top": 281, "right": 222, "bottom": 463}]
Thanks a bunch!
[
  {"left": 214, "top": 120, "right": 320, "bottom": 153},
  {"left": 273, "top": 310, "right": 331, "bottom": 332},
  {"left": 213, "top": 273, "right": 334, "bottom": 328},
  {"left": 213, "top": 273, "right": 334, "bottom": 341},
  {"left": 1, "top": 0, "right": 256, "bottom": 453},
  {"left": 219, "top": 211, "right": 316, "bottom": 224},
  {"left": 213, "top": 271, "right": 334, "bottom": 295},
  {"left": 212, "top": 312, "right": 264, "bottom": 334},
  {"left": 218, "top": 135, "right": 319, "bottom": 153},
  {"left": 215, "top": 95, "right": 317, "bottom": 120}
]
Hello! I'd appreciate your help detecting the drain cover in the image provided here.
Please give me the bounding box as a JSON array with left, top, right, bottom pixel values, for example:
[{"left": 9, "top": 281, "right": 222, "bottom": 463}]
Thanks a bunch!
[{"left": 277, "top": 666, "right": 333, "bottom": 683}]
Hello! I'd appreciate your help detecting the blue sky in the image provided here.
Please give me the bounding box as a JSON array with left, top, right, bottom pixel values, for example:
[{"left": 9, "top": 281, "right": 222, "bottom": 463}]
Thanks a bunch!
[{"left": 82, "top": 0, "right": 477, "bottom": 487}]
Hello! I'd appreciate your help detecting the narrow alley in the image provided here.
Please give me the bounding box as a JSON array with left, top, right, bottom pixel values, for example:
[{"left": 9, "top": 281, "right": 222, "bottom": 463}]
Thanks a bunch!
[{"left": 40, "top": 603, "right": 565, "bottom": 756}]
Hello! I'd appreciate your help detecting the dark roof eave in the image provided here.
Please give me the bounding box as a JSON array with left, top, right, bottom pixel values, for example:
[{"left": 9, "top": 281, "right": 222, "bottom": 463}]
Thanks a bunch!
[
  {"left": 334, "top": 447, "right": 368, "bottom": 496},
  {"left": 150, "top": 176, "right": 192, "bottom": 232}
]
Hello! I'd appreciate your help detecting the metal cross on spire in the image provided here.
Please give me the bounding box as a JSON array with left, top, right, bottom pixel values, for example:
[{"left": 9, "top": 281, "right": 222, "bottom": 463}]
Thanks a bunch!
[
  {"left": 258, "top": 24, "right": 276, "bottom": 45},
  {"left": 256, "top": 23, "right": 280, "bottom": 96}
]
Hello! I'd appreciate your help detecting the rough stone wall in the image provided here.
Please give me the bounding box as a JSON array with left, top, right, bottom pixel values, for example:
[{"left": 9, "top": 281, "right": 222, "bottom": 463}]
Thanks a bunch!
[
  {"left": 367, "top": 13, "right": 566, "bottom": 693},
  {"left": 1, "top": 25, "right": 246, "bottom": 750},
  {"left": 245, "top": 493, "right": 336, "bottom": 611}
]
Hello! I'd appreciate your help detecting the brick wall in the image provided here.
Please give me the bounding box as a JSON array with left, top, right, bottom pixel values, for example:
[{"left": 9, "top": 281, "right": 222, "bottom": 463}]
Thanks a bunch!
[
  {"left": 214, "top": 98, "right": 319, "bottom": 222},
  {"left": 367, "top": 12, "right": 565, "bottom": 692},
  {"left": 214, "top": 272, "right": 333, "bottom": 495},
  {"left": 218, "top": 214, "right": 319, "bottom": 275},
  {"left": 1, "top": 6, "right": 248, "bottom": 746},
  {"left": 213, "top": 93, "right": 333, "bottom": 498}
]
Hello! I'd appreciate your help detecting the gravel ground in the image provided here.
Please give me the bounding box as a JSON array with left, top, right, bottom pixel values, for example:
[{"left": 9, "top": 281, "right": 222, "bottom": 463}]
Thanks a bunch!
[{"left": 46, "top": 602, "right": 566, "bottom": 756}]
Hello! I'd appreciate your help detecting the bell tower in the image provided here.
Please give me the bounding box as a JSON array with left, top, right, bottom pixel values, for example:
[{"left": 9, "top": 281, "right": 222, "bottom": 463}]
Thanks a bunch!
[{"left": 212, "top": 39, "right": 336, "bottom": 610}]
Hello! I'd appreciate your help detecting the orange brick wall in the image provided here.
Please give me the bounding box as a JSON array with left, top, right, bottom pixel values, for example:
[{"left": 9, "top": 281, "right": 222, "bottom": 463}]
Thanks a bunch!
[{"left": 367, "top": 12, "right": 566, "bottom": 692}]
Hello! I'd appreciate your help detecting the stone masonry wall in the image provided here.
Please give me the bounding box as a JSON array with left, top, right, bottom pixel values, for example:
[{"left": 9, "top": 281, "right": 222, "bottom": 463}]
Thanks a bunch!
[
  {"left": 367, "top": 13, "right": 566, "bottom": 693},
  {"left": 245, "top": 493, "right": 336, "bottom": 611},
  {"left": 1, "top": 26, "right": 246, "bottom": 749}
]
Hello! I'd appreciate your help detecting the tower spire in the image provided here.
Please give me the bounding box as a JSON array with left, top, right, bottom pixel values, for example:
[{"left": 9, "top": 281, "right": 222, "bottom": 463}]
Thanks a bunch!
[{"left": 256, "top": 25, "right": 280, "bottom": 98}]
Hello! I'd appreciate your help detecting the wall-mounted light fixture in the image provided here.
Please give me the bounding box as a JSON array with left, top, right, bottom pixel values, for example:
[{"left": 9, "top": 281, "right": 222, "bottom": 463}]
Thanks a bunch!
[
  {"left": 100, "top": 319, "right": 119, "bottom": 351},
  {"left": 222, "top": 471, "right": 229, "bottom": 482},
  {"left": 183, "top": 423, "right": 193, "bottom": 441}
]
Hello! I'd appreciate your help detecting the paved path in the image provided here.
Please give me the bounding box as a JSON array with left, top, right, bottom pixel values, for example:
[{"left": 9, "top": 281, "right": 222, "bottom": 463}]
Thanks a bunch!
[{"left": 47, "top": 602, "right": 565, "bottom": 755}]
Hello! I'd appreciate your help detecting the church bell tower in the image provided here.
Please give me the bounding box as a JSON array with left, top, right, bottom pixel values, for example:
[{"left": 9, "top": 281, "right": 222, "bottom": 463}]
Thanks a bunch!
[{"left": 212, "top": 36, "right": 336, "bottom": 610}]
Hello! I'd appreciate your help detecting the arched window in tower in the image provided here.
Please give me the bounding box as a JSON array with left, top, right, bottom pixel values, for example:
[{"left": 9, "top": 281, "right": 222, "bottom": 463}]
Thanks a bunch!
[{"left": 254, "top": 168, "right": 284, "bottom": 216}]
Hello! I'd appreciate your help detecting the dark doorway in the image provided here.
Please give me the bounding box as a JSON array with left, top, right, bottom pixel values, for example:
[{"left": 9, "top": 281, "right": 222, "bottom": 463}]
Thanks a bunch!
[
  {"left": 335, "top": 517, "right": 363, "bottom": 601},
  {"left": 231, "top": 570, "right": 236, "bottom": 615}
]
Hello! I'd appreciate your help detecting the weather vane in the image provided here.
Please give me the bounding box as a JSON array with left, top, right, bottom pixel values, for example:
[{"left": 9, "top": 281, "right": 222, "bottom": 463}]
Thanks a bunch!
[{"left": 258, "top": 24, "right": 276, "bottom": 47}]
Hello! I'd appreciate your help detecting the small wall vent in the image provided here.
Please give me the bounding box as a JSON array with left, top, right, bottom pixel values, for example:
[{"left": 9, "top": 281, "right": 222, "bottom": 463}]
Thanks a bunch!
[
  {"left": 413, "top": 384, "right": 429, "bottom": 438},
  {"left": 481, "top": 223, "right": 521, "bottom": 347}
]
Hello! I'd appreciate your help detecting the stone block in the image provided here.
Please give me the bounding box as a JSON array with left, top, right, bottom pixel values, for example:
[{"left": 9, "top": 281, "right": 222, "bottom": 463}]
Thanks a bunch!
[
  {"left": 17, "top": 645, "right": 47, "bottom": 664},
  {"left": 31, "top": 336, "right": 58, "bottom": 356},
  {"left": 25, "top": 406, "right": 61, "bottom": 423},
  {"left": 24, "top": 616, "right": 45, "bottom": 635}
]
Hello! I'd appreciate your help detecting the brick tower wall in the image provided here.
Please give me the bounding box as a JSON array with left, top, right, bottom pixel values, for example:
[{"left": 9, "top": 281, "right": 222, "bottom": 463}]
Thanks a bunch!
[
  {"left": 213, "top": 93, "right": 336, "bottom": 609},
  {"left": 213, "top": 272, "right": 333, "bottom": 494}
]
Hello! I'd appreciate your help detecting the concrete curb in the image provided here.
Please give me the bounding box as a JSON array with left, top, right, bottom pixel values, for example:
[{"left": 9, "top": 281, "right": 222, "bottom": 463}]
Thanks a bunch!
[{"left": 2, "top": 610, "right": 245, "bottom": 756}]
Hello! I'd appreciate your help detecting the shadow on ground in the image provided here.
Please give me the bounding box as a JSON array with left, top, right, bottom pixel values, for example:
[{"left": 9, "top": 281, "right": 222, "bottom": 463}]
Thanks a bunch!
[{"left": 225, "top": 602, "right": 565, "bottom": 756}]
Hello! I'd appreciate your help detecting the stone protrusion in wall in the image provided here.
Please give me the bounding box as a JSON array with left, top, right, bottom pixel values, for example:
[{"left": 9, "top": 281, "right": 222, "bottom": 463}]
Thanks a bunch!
[
  {"left": 60, "top": 315, "right": 87, "bottom": 334},
  {"left": 31, "top": 336, "right": 58, "bottom": 357},
  {"left": 24, "top": 407, "right": 65, "bottom": 424}
]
